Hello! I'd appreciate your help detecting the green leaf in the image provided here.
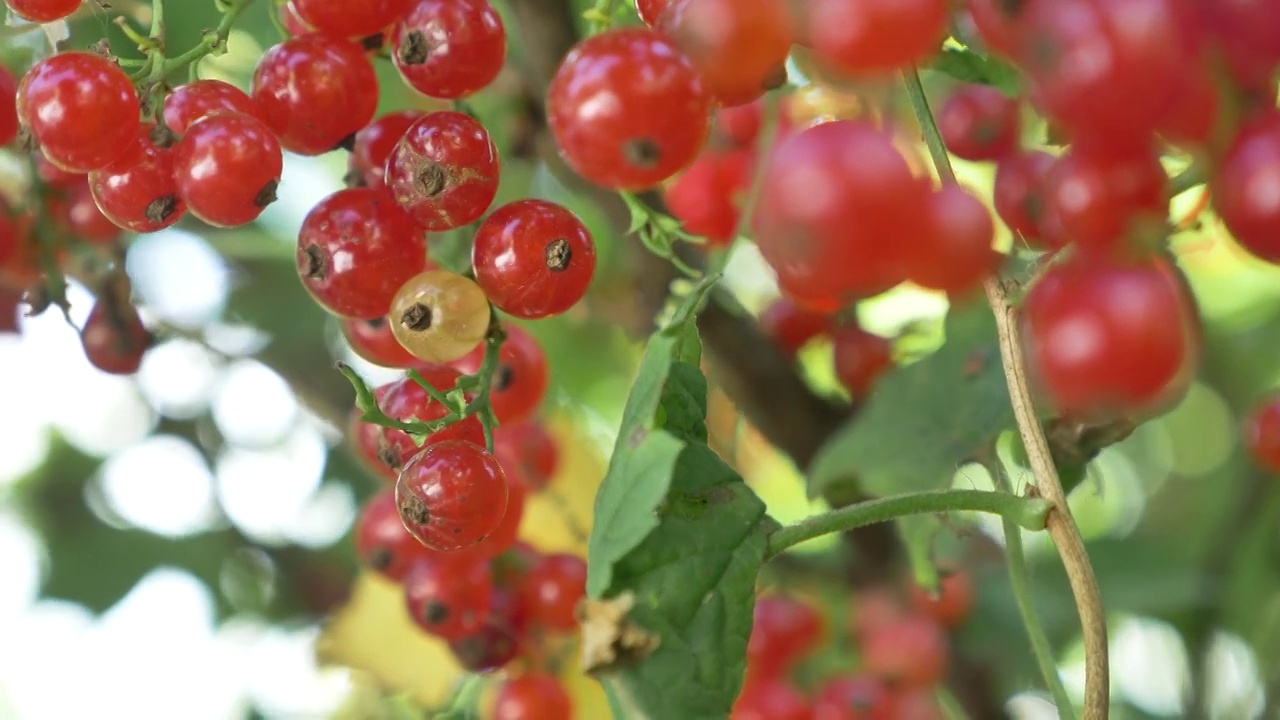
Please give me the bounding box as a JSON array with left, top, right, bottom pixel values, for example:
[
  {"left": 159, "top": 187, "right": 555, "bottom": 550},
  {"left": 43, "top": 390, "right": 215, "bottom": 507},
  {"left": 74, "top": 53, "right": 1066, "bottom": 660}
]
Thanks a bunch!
[
  {"left": 809, "top": 304, "right": 1014, "bottom": 499},
  {"left": 928, "top": 46, "right": 1020, "bottom": 97}
]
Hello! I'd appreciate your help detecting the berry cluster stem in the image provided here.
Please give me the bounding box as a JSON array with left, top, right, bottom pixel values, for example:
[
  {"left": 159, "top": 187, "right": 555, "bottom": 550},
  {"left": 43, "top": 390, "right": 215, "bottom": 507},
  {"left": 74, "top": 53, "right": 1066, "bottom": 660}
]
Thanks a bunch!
[{"left": 902, "top": 66, "right": 1109, "bottom": 720}]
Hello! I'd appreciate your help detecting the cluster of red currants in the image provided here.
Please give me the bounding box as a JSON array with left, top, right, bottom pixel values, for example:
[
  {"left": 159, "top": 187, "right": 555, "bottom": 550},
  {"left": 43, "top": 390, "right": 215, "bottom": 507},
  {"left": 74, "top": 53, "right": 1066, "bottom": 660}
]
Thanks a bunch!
[{"left": 734, "top": 570, "right": 973, "bottom": 720}]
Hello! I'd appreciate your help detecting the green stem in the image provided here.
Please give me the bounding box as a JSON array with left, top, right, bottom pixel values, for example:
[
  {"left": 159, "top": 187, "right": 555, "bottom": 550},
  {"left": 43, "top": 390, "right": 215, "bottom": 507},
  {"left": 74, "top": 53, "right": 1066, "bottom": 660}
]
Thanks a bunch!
[
  {"left": 936, "top": 686, "right": 971, "bottom": 720},
  {"left": 1169, "top": 162, "right": 1206, "bottom": 197},
  {"left": 430, "top": 674, "right": 485, "bottom": 719},
  {"left": 158, "top": 0, "right": 256, "bottom": 79},
  {"left": 149, "top": 0, "right": 166, "bottom": 43},
  {"left": 764, "top": 490, "right": 1050, "bottom": 560},
  {"left": 901, "top": 68, "right": 958, "bottom": 185}
]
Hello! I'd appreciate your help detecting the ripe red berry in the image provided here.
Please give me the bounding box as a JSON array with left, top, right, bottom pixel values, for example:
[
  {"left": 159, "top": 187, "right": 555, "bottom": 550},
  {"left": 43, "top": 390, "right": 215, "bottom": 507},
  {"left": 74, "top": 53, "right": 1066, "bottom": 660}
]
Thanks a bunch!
[
  {"left": 389, "top": 269, "right": 491, "bottom": 363},
  {"left": 395, "top": 440, "right": 509, "bottom": 551},
  {"left": 350, "top": 110, "right": 425, "bottom": 189},
  {"left": 390, "top": 0, "right": 506, "bottom": 99},
  {"left": 448, "top": 587, "right": 528, "bottom": 672},
  {"left": 993, "top": 150, "right": 1059, "bottom": 249},
  {"left": 485, "top": 325, "right": 549, "bottom": 425},
  {"left": 963, "top": 0, "right": 1017, "bottom": 58},
  {"left": 861, "top": 614, "right": 949, "bottom": 688},
  {"left": 635, "top": 0, "right": 669, "bottom": 25},
  {"left": 1212, "top": 112, "right": 1280, "bottom": 264},
  {"left": 89, "top": 124, "right": 185, "bottom": 233},
  {"left": 348, "top": 408, "right": 399, "bottom": 481},
  {"left": 289, "top": 0, "right": 412, "bottom": 38},
  {"left": 472, "top": 199, "right": 596, "bottom": 319},
  {"left": 938, "top": 84, "right": 1020, "bottom": 162},
  {"left": 1043, "top": 144, "right": 1169, "bottom": 254},
  {"left": 378, "top": 367, "right": 487, "bottom": 468},
  {"left": 52, "top": 178, "right": 121, "bottom": 245},
  {"left": 715, "top": 100, "right": 764, "bottom": 147},
  {"left": 1022, "top": 254, "right": 1199, "bottom": 420},
  {"left": 353, "top": 489, "right": 440, "bottom": 580},
  {"left": 385, "top": 111, "right": 500, "bottom": 230},
  {"left": 1244, "top": 393, "right": 1280, "bottom": 474},
  {"left": 34, "top": 154, "right": 81, "bottom": 187},
  {"left": 6, "top": 0, "right": 81, "bottom": 23},
  {"left": 173, "top": 112, "right": 282, "bottom": 227},
  {"left": 548, "top": 28, "right": 712, "bottom": 189},
  {"left": 657, "top": 0, "right": 793, "bottom": 106},
  {"left": 808, "top": 0, "right": 947, "bottom": 75},
  {"left": 811, "top": 676, "right": 892, "bottom": 720},
  {"left": 494, "top": 673, "right": 573, "bottom": 720},
  {"left": 908, "top": 567, "right": 975, "bottom": 627},
  {"left": 297, "top": 187, "right": 429, "bottom": 319},
  {"left": 664, "top": 147, "right": 753, "bottom": 246},
  {"left": 832, "top": 324, "right": 893, "bottom": 398},
  {"left": 453, "top": 476, "right": 526, "bottom": 560},
  {"left": 404, "top": 555, "right": 493, "bottom": 639},
  {"left": 0, "top": 66, "right": 17, "bottom": 147},
  {"left": 251, "top": 33, "right": 378, "bottom": 155},
  {"left": 279, "top": 1, "right": 312, "bottom": 34},
  {"left": 1198, "top": 0, "right": 1280, "bottom": 90},
  {"left": 492, "top": 421, "right": 559, "bottom": 491},
  {"left": 519, "top": 553, "right": 586, "bottom": 631},
  {"left": 343, "top": 316, "right": 427, "bottom": 368},
  {"left": 162, "top": 79, "right": 261, "bottom": 136},
  {"left": 905, "top": 185, "right": 999, "bottom": 297},
  {"left": 732, "top": 679, "right": 811, "bottom": 720},
  {"left": 747, "top": 595, "right": 823, "bottom": 682},
  {"left": 18, "top": 52, "right": 139, "bottom": 173},
  {"left": 81, "top": 298, "right": 151, "bottom": 375},
  {"left": 758, "top": 297, "right": 833, "bottom": 358}
]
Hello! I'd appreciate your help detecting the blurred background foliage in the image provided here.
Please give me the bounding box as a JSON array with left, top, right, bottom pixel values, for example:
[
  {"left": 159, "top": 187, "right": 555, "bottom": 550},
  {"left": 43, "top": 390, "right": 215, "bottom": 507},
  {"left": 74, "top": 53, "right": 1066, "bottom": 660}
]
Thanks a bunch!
[{"left": 1, "top": 1, "right": 1280, "bottom": 719}]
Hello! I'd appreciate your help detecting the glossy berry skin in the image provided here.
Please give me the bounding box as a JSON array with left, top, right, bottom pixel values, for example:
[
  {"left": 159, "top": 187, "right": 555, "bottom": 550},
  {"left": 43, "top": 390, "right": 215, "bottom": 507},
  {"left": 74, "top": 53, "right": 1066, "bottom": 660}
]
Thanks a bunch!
[
  {"left": 89, "top": 125, "right": 185, "bottom": 233},
  {"left": 0, "top": 66, "right": 17, "bottom": 147},
  {"left": 395, "top": 440, "right": 509, "bottom": 551},
  {"left": 519, "top": 553, "right": 586, "bottom": 631},
  {"left": 349, "top": 410, "right": 398, "bottom": 481},
  {"left": 1044, "top": 144, "right": 1168, "bottom": 254},
  {"left": 385, "top": 111, "right": 500, "bottom": 230},
  {"left": 390, "top": 269, "right": 491, "bottom": 363},
  {"left": 492, "top": 421, "right": 559, "bottom": 491},
  {"left": 353, "top": 489, "right": 439, "bottom": 581},
  {"left": 290, "top": 0, "right": 412, "bottom": 38},
  {"left": 251, "top": 33, "right": 378, "bottom": 155},
  {"left": 453, "top": 476, "right": 526, "bottom": 560},
  {"left": 472, "top": 199, "right": 596, "bottom": 319},
  {"left": 1244, "top": 393, "right": 1280, "bottom": 474},
  {"left": 390, "top": 0, "right": 506, "bottom": 99},
  {"left": 861, "top": 614, "right": 949, "bottom": 688},
  {"left": 6, "top": 0, "right": 80, "bottom": 21},
  {"left": 732, "top": 680, "right": 811, "bottom": 720},
  {"left": 378, "top": 368, "right": 487, "bottom": 469},
  {"left": 404, "top": 555, "right": 493, "bottom": 639},
  {"left": 993, "top": 150, "right": 1061, "bottom": 249},
  {"left": 746, "top": 595, "right": 823, "bottom": 682},
  {"left": 449, "top": 587, "right": 528, "bottom": 672},
  {"left": 832, "top": 324, "right": 892, "bottom": 398},
  {"left": 342, "top": 316, "right": 428, "bottom": 368},
  {"left": 759, "top": 297, "right": 833, "bottom": 358},
  {"left": 938, "top": 84, "right": 1020, "bottom": 162},
  {"left": 34, "top": 155, "right": 81, "bottom": 187},
  {"left": 715, "top": 100, "right": 763, "bottom": 147},
  {"left": 81, "top": 300, "right": 151, "bottom": 375},
  {"left": 808, "top": 0, "right": 947, "bottom": 75},
  {"left": 173, "top": 113, "right": 283, "bottom": 227},
  {"left": 548, "top": 29, "right": 712, "bottom": 189},
  {"left": 906, "top": 185, "right": 998, "bottom": 297},
  {"left": 18, "top": 52, "right": 139, "bottom": 173},
  {"left": 350, "top": 110, "right": 424, "bottom": 189},
  {"left": 487, "top": 325, "right": 549, "bottom": 424},
  {"left": 811, "top": 676, "right": 891, "bottom": 720},
  {"left": 664, "top": 147, "right": 752, "bottom": 246},
  {"left": 162, "top": 80, "right": 260, "bottom": 137},
  {"left": 964, "top": 0, "right": 1017, "bottom": 58},
  {"left": 635, "top": 0, "right": 669, "bottom": 25},
  {"left": 1022, "top": 255, "right": 1199, "bottom": 420},
  {"left": 1212, "top": 112, "right": 1280, "bottom": 263},
  {"left": 657, "top": 0, "right": 793, "bottom": 107},
  {"left": 279, "top": 1, "right": 312, "bottom": 35},
  {"left": 297, "top": 187, "right": 429, "bottom": 319},
  {"left": 909, "top": 567, "right": 975, "bottom": 627},
  {"left": 495, "top": 674, "right": 573, "bottom": 720}
]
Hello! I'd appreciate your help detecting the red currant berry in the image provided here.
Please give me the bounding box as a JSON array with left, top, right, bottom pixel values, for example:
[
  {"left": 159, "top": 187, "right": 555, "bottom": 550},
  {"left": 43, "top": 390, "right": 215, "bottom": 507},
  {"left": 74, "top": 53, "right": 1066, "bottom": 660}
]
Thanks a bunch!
[
  {"left": 993, "top": 150, "right": 1058, "bottom": 248},
  {"left": 1154, "top": 65, "right": 1218, "bottom": 151},
  {"left": 732, "top": 679, "right": 811, "bottom": 720},
  {"left": 0, "top": 65, "right": 17, "bottom": 147},
  {"left": 808, "top": 0, "right": 947, "bottom": 75},
  {"left": 163, "top": 79, "right": 261, "bottom": 136},
  {"left": 1244, "top": 393, "right": 1280, "bottom": 474},
  {"left": 909, "top": 567, "right": 975, "bottom": 627},
  {"left": 395, "top": 440, "right": 509, "bottom": 552},
  {"left": 390, "top": 0, "right": 506, "bottom": 99},
  {"left": 938, "top": 84, "right": 1020, "bottom": 162},
  {"left": 664, "top": 147, "right": 752, "bottom": 246},
  {"left": 519, "top": 553, "right": 586, "bottom": 632},
  {"left": 379, "top": 367, "right": 487, "bottom": 467},
  {"left": 350, "top": 110, "right": 425, "bottom": 189},
  {"left": 657, "top": 0, "right": 793, "bottom": 106},
  {"left": 492, "top": 541, "right": 541, "bottom": 589},
  {"left": 405, "top": 554, "right": 493, "bottom": 639},
  {"left": 635, "top": 0, "right": 668, "bottom": 25},
  {"left": 6, "top": 0, "right": 80, "bottom": 23},
  {"left": 348, "top": 408, "right": 399, "bottom": 481},
  {"left": 18, "top": 52, "right": 139, "bottom": 173},
  {"left": 297, "top": 187, "right": 429, "bottom": 319},
  {"left": 964, "top": 0, "right": 1017, "bottom": 58},
  {"left": 747, "top": 595, "right": 823, "bottom": 682},
  {"left": 904, "top": 185, "right": 999, "bottom": 297},
  {"left": 1043, "top": 144, "right": 1168, "bottom": 254},
  {"left": 453, "top": 475, "right": 526, "bottom": 560},
  {"left": 52, "top": 178, "right": 121, "bottom": 245},
  {"left": 251, "top": 33, "right": 378, "bottom": 155},
  {"left": 548, "top": 28, "right": 712, "bottom": 189},
  {"left": 494, "top": 673, "right": 573, "bottom": 720},
  {"left": 1022, "top": 254, "right": 1199, "bottom": 420},
  {"left": 811, "top": 676, "right": 891, "bottom": 720},
  {"left": 759, "top": 297, "right": 833, "bottom": 358},
  {"left": 34, "top": 154, "right": 81, "bottom": 187},
  {"left": 472, "top": 199, "right": 596, "bottom": 319},
  {"left": 385, "top": 111, "right": 500, "bottom": 231},
  {"left": 89, "top": 124, "right": 185, "bottom": 233},
  {"left": 1198, "top": 0, "right": 1280, "bottom": 90},
  {"left": 279, "top": 1, "right": 312, "bottom": 34},
  {"left": 173, "top": 112, "right": 282, "bottom": 227},
  {"left": 290, "top": 0, "right": 412, "bottom": 38},
  {"left": 715, "top": 100, "right": 764, "bottom": 147},
  {"left": 484, "top": 325, "right": 548, "bottom": 425},
  {"left": 343, "top": 316, "right": 428, "bottom": 368},
  {"left": 849, "top": 588, "right": 907, "bottom": 639},
  {"left": 448, "top": 587, "right": 528, "bottom": 672},
  {"left": 1212, "top": 112, "right": 1280, "bottom": 263},
  {"left": 81, "top": 298, "right": 151, "bottom": 375},
  {"left": 832, "top": 323, "right": 893, "bottom": 398},
  {"left": 353, "top": 489, "right": 440, "bottom": 580},
  {"left": 861, "top": 614, "right": 949, "bottom": 688},
  {"left": 492, "top": 421, "right": 559, "bottom": 491}
]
